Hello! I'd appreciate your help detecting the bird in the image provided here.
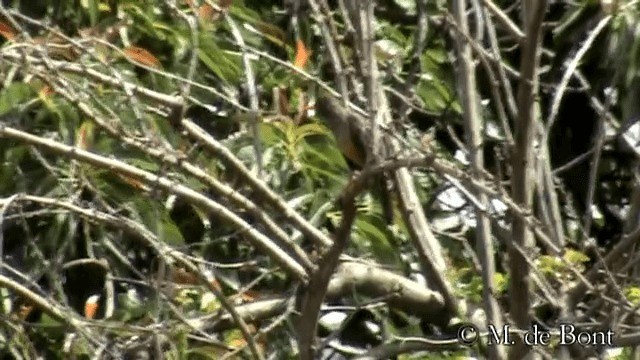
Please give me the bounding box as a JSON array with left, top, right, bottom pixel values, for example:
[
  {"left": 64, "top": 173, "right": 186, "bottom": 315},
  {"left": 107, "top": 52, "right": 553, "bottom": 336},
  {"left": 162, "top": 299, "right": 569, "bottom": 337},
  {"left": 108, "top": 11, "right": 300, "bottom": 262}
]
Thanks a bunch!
[
  {"left": 315, "top": 95, "right": 369, "bottom": 168},
  {"left": 314, "top": 94, "right": 394, "bottom": 223}
]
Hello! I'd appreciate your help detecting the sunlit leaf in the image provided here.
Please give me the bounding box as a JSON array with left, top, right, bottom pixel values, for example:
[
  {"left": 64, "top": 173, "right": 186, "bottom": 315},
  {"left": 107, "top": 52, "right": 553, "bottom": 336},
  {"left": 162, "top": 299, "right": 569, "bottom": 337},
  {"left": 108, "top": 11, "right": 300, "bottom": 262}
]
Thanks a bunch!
[
  {"left": 493, "top": 272, "right": 508, "bottom": 294},
  {"left": 294, "top": 123, "right": 326, "bottom": 142},
  {"left": 374, "top": 39, "right": 402, "bottom": 62},
  {"left": 537, "top": 255, "right": 564, "bottom": 275},
  {"left": 625, "top": 287, "right": 640, "bottom": 305},
  {"left": 563, "top": 249, "right": 590, "bottom": 265}
]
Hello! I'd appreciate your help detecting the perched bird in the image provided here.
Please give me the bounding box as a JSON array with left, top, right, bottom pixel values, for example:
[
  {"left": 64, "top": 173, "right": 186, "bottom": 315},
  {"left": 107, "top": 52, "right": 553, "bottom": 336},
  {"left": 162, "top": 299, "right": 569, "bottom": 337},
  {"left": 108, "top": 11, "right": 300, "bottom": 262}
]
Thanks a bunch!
[
  {"left": 315, "top": 95, "right": 369, "bottom": 168},
  {"left": 315, "top": 95, "right": 394, "bottom": 223}
]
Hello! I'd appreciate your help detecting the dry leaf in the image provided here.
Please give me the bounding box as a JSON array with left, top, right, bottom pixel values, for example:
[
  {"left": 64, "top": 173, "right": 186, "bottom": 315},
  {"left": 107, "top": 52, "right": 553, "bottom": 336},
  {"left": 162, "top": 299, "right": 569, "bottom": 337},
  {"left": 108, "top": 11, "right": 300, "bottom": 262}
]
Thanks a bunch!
[
  {"left": 32, "top": 34, "right": 80, "bottom": 61},
  {"left": 77, "top": 129, "right": 89, "bottom": 150},
  {"left": 238, "top": 290, "right": 257, "bottom": 302},
  {"left": 0, "top": 21, "right": 17, "bottom": 40},
  {"left": 117, "top": 173, "right": 150, "bottom": 190},
  {"left": 277, "top": 86, "right": 289, "bottom": 115},
  {"left": 293, "top": 39, "right": 311, "bottom": 69},
  {"left": 198, "top": 4, "right": 218, "bottom": 22},
  {"left": 78, "top": 23, "right": 122, "bottom": 43},
  {"left": 123, "top": 46, "right": 162, "bottom": 69},
  {"left": 294, "top": 91, "right": 310, "bottom": 125},
  {"left": 76, "top": 121, "right": 95, "bottom": 150},
  {"left": 219, "top": 0, "right": 233, "bottom": 8},
  {"left": 17, "top": 304, "right": 34, "bottom": 320},
  {"left": 169, "top": 267, "right": 223, "bottom": 292},
  {"left": 198, "top": 0, "right": 232, "bottom": 22},
  {"left": 210, "top": 278, "right": 223, "bottom": 292},
  {"left": 171, "top": 267, "right": 200, "bottom": 285}
]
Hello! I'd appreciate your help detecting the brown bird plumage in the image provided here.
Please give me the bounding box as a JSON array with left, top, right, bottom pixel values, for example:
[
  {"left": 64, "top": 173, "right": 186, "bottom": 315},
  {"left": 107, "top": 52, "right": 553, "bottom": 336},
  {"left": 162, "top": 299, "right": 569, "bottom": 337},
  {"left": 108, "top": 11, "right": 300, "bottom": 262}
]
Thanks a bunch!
[
  {"left": 315, "top": 95, "right": 394, "bottom": 223},
  {"left": 315, "top": 95, "right": 369, "bottom": 167}
]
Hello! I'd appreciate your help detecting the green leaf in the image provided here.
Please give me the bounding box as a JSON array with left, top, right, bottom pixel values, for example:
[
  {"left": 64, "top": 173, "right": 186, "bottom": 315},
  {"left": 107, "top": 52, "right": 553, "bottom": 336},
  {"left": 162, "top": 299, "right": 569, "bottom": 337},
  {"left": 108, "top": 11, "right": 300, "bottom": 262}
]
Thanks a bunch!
[
  {"left": 293, "top": 123, "right": 328, "bottom": 144},
  {"left": 198, "top": 34, "right": 242, "bottom": 84},
  {"left": 38, "top": 313, "right": 66, "bottom": 338},
  {"left": 355, "top": 215, "right": 399, "bottom": 265},
  {"left": 378, "top": 20, "right": 409, "bottom": 46},
  {"left": 625, "top": 286, "right": 640, "bottom": 305},
  {"left": 0, "top": 83, "right": 35, "bottom": 115},
  {"left": 188, "top": 346, "right": 227, "bottom": 359},
  {"left": 564, "top": 249, "right": 590, "bottom": 265},
  {"left": 537, "top": 255, "right": 564, "bottom": 275},
  {"left": 88, "top": 0, "right": 99, "bottom": 26},
  {"left": 114, "top": 292, "right": 147, "bottom": 322},
  {"left": 493, "top": 272, "right": 508, "bottom": 295},
  {"left": 425, "top": 47, "right": 448, "bottom": 64},
  {"left": 131, "top": 198, "right": 185, "bottom": 246},
  {"left": 392, "top": 0, "right": 416, "bottom": 16},
  {"left": 91, "top": 170, "right": 141, "bottom": 203}
]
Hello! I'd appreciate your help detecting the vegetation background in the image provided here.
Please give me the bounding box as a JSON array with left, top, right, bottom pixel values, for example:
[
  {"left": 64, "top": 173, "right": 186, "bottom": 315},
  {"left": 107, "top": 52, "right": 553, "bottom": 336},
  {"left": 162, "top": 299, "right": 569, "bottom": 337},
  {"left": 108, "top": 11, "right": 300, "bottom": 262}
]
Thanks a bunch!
[{"left": 0, "top": 0, "right": 639, "bottom": 359}]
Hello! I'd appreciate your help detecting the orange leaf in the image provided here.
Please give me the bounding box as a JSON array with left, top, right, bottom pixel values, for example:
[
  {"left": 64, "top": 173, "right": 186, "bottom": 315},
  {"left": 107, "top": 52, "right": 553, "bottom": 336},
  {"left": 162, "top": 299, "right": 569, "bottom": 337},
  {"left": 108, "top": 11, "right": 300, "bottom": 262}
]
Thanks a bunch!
[
  {"left": 123, "top": 46, "right": 162, "bottom": 69},
  {"left": 0, "top": 21, "right": 17, "bottom": 41},
  {"left": 293, "top": 39, "right": 311, "bottom": 69}
]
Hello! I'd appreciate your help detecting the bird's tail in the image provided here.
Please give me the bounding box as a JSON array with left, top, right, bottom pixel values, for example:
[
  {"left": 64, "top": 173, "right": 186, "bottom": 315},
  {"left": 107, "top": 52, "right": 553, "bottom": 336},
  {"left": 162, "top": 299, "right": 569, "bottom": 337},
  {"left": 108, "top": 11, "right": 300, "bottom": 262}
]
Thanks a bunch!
[{"left": 374, "top": 173, "right": 395, "bottom": 225}]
